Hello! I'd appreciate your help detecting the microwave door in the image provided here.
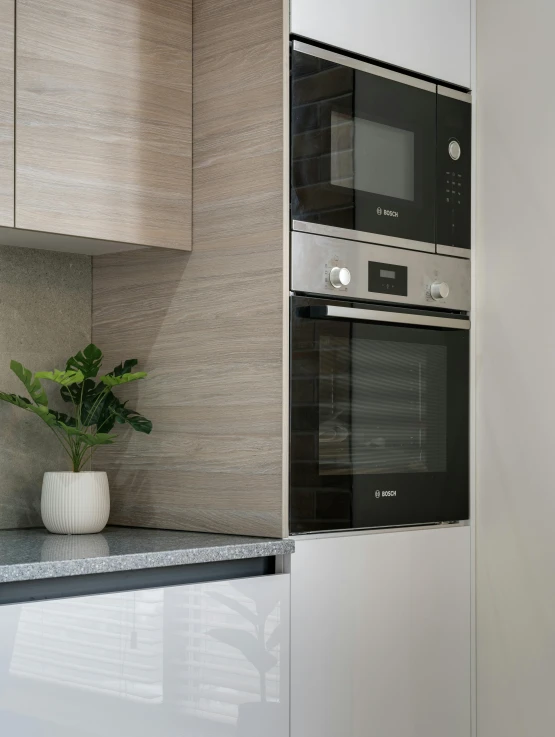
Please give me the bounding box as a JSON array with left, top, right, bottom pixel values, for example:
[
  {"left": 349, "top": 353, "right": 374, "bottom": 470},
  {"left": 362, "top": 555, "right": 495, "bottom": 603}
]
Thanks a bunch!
[{"left": 291, "top": 41, "right": 437, "bottom": 253}]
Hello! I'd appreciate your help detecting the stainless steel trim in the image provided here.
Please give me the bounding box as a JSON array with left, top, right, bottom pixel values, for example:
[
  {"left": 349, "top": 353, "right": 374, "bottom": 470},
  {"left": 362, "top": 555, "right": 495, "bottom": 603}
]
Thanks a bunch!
[
  {"left": 290, "top": 520, "right": 470, "bottom": 540},
  {"left": 319, "top": 305, "right": 470, "bottom": 330},
  {"left": 438, "top": 85, "right": 472, "bottom": 103},
  {"left": 292, "top": 220, "right": 436, "bottom": 254},
  {"left": 292, "top": 230, "right": 471, "bottom": 311},
  {"left": 437, "top": 243, "right": 471, "bottom": 259},
  {"left": 292, "top": 40, "right": 437, "bottom": 93}
]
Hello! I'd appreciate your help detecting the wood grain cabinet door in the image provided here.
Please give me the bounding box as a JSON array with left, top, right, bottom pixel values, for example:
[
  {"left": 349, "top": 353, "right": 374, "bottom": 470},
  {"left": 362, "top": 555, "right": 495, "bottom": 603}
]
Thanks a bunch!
[
  {"left": 15, "top": 0, "right": 192, "bottom": 250},
  {"left": 0, "top": 0, "right": 14, "bottom": 227}
]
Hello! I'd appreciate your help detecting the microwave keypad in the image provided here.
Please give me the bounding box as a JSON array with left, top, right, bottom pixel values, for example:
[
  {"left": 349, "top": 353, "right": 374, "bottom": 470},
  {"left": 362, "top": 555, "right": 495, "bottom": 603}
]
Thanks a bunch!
[{"left": 445, "top": 171, "right": 463, "bottom": 207}]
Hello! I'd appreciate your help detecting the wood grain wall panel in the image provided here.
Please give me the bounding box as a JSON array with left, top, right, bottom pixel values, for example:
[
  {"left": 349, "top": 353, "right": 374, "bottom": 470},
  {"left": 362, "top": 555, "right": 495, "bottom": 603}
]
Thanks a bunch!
[
  {"left": 0, "top": 0, "right": 14, "bottom": 227},
  {"left": 93, "top": 0, "right": 287, "bottom": 539},
  {"left": 16, "top": 0, "right": 191, "bottom": 250}
]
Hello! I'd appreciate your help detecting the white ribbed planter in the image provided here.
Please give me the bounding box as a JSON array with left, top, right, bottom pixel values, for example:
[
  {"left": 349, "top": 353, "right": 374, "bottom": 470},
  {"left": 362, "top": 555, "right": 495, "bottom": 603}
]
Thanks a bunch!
[{"left": 41, "top": 472, "right": 110, "bottom": 535}]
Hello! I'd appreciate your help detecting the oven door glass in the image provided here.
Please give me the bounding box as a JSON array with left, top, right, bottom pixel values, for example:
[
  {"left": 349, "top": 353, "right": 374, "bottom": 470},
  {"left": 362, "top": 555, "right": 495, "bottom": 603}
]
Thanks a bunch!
[
  {"left": 290, "top": 297, "right": 469, "bottom": 533},
  {"left": 291, "top": 45, "right": 437, "bottom": 250}
]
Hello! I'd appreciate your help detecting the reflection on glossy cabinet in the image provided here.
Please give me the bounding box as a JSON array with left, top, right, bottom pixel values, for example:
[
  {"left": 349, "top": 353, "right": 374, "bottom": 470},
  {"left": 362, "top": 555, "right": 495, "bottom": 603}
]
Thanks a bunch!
[
  {"left": 0, "top": 0, "right": 14, "bottom": 227},
  {"left": 15, "top": 0, "right": 192, "bottom": 250},
  {"left": 0, "top": 574, "right": 289, "bottom": 736},
  {"left": 291, "top": 527, "right": 471, "bottom": 737}
]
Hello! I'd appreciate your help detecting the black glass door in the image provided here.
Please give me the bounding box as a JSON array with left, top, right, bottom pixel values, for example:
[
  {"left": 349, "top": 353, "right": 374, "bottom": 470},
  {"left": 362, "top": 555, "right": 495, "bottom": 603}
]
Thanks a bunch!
[
  {"left": 291, "top": 43, "right": 437, "bottom": 249},
  {"left": 290, "top": 296, "right": 469, "bottom": 533}
]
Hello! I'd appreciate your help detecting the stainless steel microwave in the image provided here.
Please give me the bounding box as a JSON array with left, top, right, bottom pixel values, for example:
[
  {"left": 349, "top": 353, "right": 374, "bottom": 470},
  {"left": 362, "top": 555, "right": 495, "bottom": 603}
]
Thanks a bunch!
[{"left": 291, "top": 40, "right": 472, "bottom": 259}]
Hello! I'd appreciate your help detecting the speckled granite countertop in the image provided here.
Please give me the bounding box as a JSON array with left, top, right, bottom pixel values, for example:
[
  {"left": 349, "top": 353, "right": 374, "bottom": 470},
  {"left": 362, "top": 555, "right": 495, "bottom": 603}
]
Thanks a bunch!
[{"left": 0, "top": 527, "right": 294, "bottom": 583}]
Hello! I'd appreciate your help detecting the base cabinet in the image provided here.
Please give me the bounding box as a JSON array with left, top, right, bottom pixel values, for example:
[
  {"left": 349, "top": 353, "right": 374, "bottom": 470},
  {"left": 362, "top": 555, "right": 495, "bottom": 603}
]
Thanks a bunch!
[
  {"left": 291, "top": 527, "right": 471, "bottom": 737},
  {"left": 0, "top": 573, "right": 289, "bottom": 736}
]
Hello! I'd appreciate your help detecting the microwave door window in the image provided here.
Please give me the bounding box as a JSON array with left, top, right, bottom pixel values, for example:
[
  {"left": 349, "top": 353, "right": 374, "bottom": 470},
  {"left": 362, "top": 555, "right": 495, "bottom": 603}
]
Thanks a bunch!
[
  {"left": 291, "top": 49, "right": 436, "bottom": 247},
  {"left": 331, "top": 112, "right": 415, "bottom": 202}
]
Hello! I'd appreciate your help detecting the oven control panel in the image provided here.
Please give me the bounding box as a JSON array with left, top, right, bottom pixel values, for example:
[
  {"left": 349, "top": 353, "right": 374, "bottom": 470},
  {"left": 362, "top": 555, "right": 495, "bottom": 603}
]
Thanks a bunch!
[{"left": 292, "top": 230, "right": 470, "bottom": 312}]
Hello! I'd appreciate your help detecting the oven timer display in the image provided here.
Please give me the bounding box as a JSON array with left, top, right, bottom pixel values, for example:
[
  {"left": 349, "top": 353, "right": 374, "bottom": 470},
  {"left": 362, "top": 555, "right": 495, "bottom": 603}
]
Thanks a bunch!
[{"left": 368, "top": 261, "right": 408, "bottom": 296}]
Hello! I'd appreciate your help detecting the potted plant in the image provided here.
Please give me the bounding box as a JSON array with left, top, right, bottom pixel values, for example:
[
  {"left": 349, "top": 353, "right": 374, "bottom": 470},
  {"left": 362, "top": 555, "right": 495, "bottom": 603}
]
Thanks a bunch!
[{"left": 0, "top": 344, "right": 152, "bottom": 534}]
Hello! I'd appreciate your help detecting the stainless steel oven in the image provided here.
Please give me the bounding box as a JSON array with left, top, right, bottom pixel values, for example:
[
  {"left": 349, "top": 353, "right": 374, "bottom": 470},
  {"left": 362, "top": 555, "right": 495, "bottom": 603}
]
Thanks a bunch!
[
  {"left": 291, "top": 40, "right": 471, "bottom": 258},
  {"left": 289, "top": 233, "right": 470, "bottom": 534}
]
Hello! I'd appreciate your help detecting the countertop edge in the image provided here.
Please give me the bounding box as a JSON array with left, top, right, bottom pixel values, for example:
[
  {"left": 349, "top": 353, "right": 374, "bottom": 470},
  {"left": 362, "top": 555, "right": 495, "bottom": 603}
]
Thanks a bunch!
[{"left": 0, "top": 538, "right": 295, "bottom": 584}]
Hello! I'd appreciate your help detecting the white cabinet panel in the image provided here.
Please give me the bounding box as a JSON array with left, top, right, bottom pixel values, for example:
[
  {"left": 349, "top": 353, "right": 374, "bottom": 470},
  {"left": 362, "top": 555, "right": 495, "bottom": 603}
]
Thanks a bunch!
[
  {"left": 0, "top": 574, "right": 289, "bottom": 736},
  {"left": 291, "top": 527, "right": 470, "bottom": 737},
  {"left": 290, "top": 0, "right": 471, "bottom": 88}
]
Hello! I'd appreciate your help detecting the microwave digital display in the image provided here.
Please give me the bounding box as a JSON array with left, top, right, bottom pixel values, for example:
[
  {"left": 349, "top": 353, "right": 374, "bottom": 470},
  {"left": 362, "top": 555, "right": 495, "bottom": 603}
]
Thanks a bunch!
[{"left": 368, "top": 261, "right": 408, "bottom": 296}]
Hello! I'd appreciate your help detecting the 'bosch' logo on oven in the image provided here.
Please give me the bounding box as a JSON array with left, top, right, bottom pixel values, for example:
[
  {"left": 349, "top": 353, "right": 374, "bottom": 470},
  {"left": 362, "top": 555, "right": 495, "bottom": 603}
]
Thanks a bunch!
[
  {"left": 376, "top": 490, "right": 397, "bottom": 498},
  {"left": 377, "top": 207, "right": 399, "bottom": 218}
]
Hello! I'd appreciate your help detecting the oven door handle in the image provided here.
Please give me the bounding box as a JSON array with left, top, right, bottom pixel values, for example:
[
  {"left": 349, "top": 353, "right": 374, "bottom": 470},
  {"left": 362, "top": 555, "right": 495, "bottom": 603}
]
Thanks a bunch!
[{"left": 310, "top": 305, "right": 470, "bottom": 330}]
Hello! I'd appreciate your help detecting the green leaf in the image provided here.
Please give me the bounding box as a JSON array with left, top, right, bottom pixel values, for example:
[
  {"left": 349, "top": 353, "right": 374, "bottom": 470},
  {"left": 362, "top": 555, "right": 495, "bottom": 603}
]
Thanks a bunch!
[
  {"left": 60, "top": 377, "right": 100, "bottom": 405},
  {"left": 110, "top": 359, "right": 138, "bottom": 378},
  {"left": 66, "top": 344, "right": 103, "bottom": 379},
  {"left": 36, "top": 369, "right": 84, "bottom": 386},
  {"left": 10, "top": 361, "right": 48, "bottom": 406},
  {"left": 27, "top": 405, "right": 60, "bottom": 427},
  {"left": 0, "top": 392, "right": 71, "bottom": 429},
  {"left": 55, "top": 423, "right": 116, "bottom": 446},
  {"left": 49, "top": 410, "right": 77, "bottom": 428},
  {"left": 78, "top": 432, "right": 116, "bottom": 447},
  {"left": 94, "top": 395, "right": 152, "bottom": 434},
  {"left": 100, "top": 372, "right": 147, "bottom": 387},
  {"left": 113, "top": 406, "right": 152, "bottom": 434},
  {"left": 0, "top": 392, "right": 32, "bottom": 410}
]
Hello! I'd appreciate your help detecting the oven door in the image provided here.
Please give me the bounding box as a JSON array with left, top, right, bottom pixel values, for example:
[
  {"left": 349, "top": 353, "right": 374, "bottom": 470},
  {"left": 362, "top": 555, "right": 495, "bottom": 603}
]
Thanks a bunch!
[
  {"left": 290, "top": 296, "right": 469, "bottom": 534},
  {"left": 291, "top": 41, "right": 437, "bottom": 253}
]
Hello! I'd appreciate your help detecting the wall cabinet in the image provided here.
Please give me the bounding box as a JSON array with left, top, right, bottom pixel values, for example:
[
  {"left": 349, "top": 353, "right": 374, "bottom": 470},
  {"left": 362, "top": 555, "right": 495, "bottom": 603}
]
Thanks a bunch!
[
  {"left": 290, "top": 527, "right": 471, "bottom": 737},
  {"left": 290, "top": 0, "right": 471, "bottom": 89},
  {"left": 0, "top": 0, "right": 191, "bottom": 254},
  {"left": 0, "top": 0, "right": 14, "bottom": 228},
  {"left": 0, "top": 573, "right": 290, "bottom": 735}
]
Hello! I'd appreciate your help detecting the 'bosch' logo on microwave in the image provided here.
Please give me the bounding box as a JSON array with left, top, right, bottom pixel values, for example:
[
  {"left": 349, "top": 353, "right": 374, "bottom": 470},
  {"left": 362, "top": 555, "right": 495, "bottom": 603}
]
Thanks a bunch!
[
  {"left": 376, "top": 207, "right": 399, "bottom": 218},
  {"left": 375, "top": 490, "right": 397, "bottom": 498}
]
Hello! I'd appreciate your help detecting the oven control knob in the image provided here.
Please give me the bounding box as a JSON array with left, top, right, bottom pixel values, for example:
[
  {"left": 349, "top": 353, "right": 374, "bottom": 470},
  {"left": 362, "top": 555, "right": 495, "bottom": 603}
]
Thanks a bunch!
[
  {"left": 329, "top": 267, "right": 351, "bottom": 289},
  {"left": 430, "top": 281, "right": 450, "bottom": 300}
]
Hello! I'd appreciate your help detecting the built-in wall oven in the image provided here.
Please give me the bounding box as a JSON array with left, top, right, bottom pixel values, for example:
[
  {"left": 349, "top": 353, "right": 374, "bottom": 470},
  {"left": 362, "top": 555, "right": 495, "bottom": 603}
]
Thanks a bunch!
[
  {"left": 291, "top": 40, "right": 472, "bottom": 258},
  {"left": 289, "top": 233, "right": 470, "bottom": 534}
]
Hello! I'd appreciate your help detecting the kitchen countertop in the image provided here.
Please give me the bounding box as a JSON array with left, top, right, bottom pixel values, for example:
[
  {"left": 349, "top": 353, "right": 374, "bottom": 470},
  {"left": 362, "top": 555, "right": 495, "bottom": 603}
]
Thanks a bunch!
[{"left": 0, "top": 527, "right": 294, "bottom": 584}]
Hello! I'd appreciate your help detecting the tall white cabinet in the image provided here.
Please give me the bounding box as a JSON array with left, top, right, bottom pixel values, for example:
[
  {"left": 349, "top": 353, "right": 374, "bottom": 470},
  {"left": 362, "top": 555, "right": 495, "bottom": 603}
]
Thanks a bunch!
[
  {"left": 290, "top": 526, "right": 471, "bottom": 737},
  {"left": 0, "top": 575, "right": 290, "bottom": 736},
  {"left": 290, "top": 0, "right": 471, "bottom": 88}
]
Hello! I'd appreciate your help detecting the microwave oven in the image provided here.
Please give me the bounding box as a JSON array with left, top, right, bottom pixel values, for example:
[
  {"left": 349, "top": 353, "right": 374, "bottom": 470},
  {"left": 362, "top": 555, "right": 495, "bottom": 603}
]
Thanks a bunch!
[{"left": 291, "top": 40, "right": 472, "bottom": 258}]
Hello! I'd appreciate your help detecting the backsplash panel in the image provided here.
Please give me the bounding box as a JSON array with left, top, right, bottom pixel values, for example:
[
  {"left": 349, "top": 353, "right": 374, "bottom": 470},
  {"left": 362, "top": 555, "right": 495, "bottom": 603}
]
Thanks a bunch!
[{"left": 0, "top": 245, "right": 91, "bottom": 529}]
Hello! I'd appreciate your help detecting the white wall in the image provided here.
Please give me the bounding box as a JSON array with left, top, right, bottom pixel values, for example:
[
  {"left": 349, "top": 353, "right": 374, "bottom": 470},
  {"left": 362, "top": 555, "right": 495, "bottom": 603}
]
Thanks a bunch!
[{"left": 476, "top": 2, "right": 555, "bottom": 735}]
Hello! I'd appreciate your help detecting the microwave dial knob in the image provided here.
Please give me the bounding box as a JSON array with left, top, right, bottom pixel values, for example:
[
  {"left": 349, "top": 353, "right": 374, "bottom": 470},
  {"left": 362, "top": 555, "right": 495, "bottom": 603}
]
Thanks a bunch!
[
  {"left": 430, "top": 281, "right": 450, "bottom": 300},
  {"left": 329, "top": 266, "right": 351, "bottom": 289}
]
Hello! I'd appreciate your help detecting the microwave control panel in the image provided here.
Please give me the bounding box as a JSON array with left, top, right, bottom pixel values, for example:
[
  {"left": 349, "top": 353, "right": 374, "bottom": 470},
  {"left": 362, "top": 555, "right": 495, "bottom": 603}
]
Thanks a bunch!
[
  {"left": 436, "top": 88, "right": 472, "bottom": 253},
  {"left": 292, "top": 230, "right": 470, "bottom": 312}
]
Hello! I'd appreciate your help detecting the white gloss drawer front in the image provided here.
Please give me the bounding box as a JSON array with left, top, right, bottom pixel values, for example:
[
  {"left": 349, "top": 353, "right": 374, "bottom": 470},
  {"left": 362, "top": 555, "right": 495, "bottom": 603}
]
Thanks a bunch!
[
  {"left": 0, "top": 574, "right": 290, "bottom": 736},
  {"left": 290, "top": 527, "right": 471, "bottom": 737}
]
